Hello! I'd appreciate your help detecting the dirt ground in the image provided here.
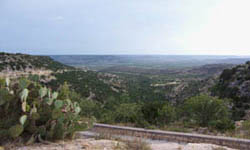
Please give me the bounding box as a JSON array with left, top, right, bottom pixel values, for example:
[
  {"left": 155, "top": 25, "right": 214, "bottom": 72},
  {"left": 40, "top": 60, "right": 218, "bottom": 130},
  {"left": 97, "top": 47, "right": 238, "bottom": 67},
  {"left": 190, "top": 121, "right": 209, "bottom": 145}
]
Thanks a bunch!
[{"left": 7, "top": 138, "right": 236, "bottom": 150}]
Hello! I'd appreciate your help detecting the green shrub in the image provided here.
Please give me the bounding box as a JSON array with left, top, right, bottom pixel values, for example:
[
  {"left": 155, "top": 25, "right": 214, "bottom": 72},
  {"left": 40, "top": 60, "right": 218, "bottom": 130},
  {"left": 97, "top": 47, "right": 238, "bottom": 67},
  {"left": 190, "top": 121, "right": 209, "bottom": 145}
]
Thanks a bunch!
[
  {"left": 114, "top": 103, "right": 142, "bottom": 124},
  {"left": 208, "top": 119, "right": 235, "bottom": 131},
  {"left": 99, "top": 110, "right": 116, "bottom": 124},
  {"left": 157, "top": 103, "right": 176, "bottom": 125},
  {"left": 241, "top": 120, "right": 250, "bottom": 138},
  {"left": 141, "top": 101, "right": 175, "bottom": 127},
  {"left": 99, "top": 102, "right": 149, "bottom": 128},
  {"left": 183, "top": 95, "right": 234, "bottom": 131},
  {"left": 80, "top": 99, "right": 102, "bottom": 118},
  {"left": 0, "top": 78, "right": 87, "bottom": 144}
]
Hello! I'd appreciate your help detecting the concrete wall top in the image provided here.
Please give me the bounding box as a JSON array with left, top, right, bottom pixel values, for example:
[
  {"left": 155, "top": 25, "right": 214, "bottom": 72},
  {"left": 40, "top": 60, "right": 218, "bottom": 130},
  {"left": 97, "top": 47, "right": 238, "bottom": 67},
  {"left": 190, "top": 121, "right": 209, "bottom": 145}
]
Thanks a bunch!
[{"left": 94, "top": 123, "right": 250, "bottom": 144}]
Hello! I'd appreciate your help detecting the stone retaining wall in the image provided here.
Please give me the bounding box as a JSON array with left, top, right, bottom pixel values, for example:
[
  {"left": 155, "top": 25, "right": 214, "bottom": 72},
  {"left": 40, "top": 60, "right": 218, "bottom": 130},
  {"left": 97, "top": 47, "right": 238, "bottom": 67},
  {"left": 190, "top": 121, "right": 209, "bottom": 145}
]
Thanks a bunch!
[{"left": 93, "top": 123, "right": 250, "bottom": 150}]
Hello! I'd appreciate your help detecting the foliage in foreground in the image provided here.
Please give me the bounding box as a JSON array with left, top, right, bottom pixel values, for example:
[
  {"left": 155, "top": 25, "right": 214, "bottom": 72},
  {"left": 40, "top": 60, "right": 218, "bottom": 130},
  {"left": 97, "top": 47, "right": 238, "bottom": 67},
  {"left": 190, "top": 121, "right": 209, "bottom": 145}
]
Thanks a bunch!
[
  {"left": 0, "top": 78, "right": 237, "bottom": 145},
  {"left": 81, "top": 91, "right": 239, "bottom": 136},
  {"left": 82, "top": 92, "right": 234, "bottom": 132},
  {"left": 0, "top": 78, "right": 86, "bottom": 144},
  {"left": 182, "top": 95, "right": 235, "bottom": 131}
]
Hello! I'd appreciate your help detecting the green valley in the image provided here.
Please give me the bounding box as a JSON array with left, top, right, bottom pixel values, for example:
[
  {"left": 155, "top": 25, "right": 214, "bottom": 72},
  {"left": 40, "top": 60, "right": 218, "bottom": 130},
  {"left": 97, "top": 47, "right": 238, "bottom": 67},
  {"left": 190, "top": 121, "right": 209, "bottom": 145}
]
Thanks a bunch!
[{"left": 1, "top": 52, "right": 250, "bottom": 146}]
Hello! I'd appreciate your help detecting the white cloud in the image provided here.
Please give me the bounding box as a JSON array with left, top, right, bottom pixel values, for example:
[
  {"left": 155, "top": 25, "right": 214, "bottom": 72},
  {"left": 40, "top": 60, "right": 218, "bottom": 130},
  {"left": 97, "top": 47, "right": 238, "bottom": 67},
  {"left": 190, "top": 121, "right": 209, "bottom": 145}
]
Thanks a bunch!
[{"left": 181, "top": 0, "right": 250, "bottom": 55}]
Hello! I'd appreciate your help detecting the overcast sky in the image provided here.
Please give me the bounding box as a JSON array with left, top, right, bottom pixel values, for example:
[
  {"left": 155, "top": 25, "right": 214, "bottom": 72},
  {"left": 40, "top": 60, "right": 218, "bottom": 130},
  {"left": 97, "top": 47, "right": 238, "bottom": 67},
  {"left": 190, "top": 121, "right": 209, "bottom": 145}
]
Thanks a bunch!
[{"left": 0, "top": 0, "right": 250, "bottom": 55}]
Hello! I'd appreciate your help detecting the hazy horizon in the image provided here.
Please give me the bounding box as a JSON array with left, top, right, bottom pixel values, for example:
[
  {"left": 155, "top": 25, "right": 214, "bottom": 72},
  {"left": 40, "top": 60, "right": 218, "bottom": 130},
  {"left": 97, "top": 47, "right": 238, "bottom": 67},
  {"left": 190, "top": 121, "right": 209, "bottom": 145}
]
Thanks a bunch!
[{"left": 1, "top": 51, "right": 250, "bottom": 57}]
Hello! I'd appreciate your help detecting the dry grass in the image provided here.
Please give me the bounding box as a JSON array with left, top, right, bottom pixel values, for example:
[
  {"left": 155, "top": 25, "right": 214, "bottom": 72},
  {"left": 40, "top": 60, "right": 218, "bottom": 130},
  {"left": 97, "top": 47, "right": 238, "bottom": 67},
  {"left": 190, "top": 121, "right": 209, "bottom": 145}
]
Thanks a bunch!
[
  {"left": 212, "top": 147, "right": 227, "bottom": 150},
  {"left": 95, "top": 133, "right": 152, "bottom": 150},
  {"left": 122, "top": 138, "right": 151, "bottom": 150}
]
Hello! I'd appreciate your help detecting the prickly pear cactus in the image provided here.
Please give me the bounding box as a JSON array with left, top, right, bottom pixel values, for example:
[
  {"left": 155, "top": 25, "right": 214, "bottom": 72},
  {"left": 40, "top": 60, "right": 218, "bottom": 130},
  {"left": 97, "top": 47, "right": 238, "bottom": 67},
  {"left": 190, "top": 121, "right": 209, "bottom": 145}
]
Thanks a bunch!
[
  {"left": 52, "top": 109, "right": 63, "bottom": 119},
  {"left": 9, "top": 125, "right": 24, "bottom": 138},
  {"left": 54, "top": 100, "right": 63, "bottom": 109},
  {"left": 20, "top": 89, "right": 29, "bottom": 102},
  {"left": 20, "top": 115, "right": 27, "bottom": 125},
  {"left": 75, "top": 106, "right": 81, "bottom": 115},
  {"left": 19, "top": 78, "right": 30, "bottom": 89},
  {"left": 45, "top": 97, "right": 54, "bottom": 105},
  {"left": 31, "top": 113, "right": 40, "bottom": 120},
  {"left": 52, "top": 92, "right": 58, "bottom": 100},
  {"left": 5, "top": 77, "right": 10, "bottom": 87},
  {"left": 39, "top": 87, "right": 47, "bottom": 98},
  {"left": 0, "top": 88, "right": 11, "bottom": 106},
  {"left": 0, "top": 77, "right": 87, "bottom": 143}
]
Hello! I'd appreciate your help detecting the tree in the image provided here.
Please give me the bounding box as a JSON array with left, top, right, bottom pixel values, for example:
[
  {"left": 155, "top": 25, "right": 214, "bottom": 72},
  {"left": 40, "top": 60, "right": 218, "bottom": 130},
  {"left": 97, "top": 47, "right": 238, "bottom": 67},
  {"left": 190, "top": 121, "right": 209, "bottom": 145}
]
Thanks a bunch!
[
  {"left": 80, "top": 99, "right": 101, "bottom": 118},
  {"left": 158, "top": 103, "right": 176, "bottom": 125},
  {"left": 141, "top": 101, "right": 163, "bottom": 125},
  {"left": 58, "top": 82, "right": 70, "bottom": 99},
  {"left": 141, "top": 101, "right": 175, "bottom": 126},
  {"left": 183, "top": 95, "right": 234, "bottom": 130},
  {"left": 114, "top": 103, "right": 143, "bottom": 124}
]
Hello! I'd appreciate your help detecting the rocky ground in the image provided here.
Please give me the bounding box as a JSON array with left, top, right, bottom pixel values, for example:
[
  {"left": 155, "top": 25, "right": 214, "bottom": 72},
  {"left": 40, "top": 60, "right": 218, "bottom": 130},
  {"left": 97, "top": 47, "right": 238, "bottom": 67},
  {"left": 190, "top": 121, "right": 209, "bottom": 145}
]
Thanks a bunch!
[{"left": 5, "top": 138, "right": 235, "bottom": 150}]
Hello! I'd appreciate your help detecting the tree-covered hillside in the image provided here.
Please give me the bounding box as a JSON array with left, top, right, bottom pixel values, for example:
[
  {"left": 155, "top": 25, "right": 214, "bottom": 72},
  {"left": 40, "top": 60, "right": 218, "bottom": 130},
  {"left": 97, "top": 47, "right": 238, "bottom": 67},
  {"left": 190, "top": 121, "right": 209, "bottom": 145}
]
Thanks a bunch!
[
  {"left": 48, "top": 70, "right": 121, "bottom": 102},
  {"left": 213, "top": 61, "right": 250, "bottom": 120},
  {"left": 0, "top": 52, "right": 234, "bottom": 104},
  {"left": 0, "top": 52, "right": 72, "bottom": 71},
  {"left": 0, "top": 52, "right": 124, "bottom": 102},
  {"left": 2, "top": 52, "right": 250, "bottom": 143}
]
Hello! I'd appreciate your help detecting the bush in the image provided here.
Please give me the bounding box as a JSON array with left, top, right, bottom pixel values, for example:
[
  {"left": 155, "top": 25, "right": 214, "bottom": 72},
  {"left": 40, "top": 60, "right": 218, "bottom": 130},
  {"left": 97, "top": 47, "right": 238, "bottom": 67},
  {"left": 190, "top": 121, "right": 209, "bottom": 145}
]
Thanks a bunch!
[
  {"left": 157, "top": 103, "right": 176, "bottom": 125},
  {"left": 114, "top": 103, "right": 146, "bottom": 127},
  {"left": 241, "top": 120, "right": 250, "bottom": 139},
  {"left": 183, "top": 95, "right": 234, "bottom": 131},
  {"left": 114, "top": 103, "right": 141, "bottom": 123},
  {"left": 208, "top": 119, "right": 235, "bottom": 131},
  {"left": 141, "top": 101, "right": 175, "bottom": 127},
  {"left": 99, "top": 110, "right": 116, "bottom": 124},
  {"left": 0, "top": 78, "right": 86, "bottom": 144},
  {"left": 80, "top": 99, "right": 101, "bottom": 118}
]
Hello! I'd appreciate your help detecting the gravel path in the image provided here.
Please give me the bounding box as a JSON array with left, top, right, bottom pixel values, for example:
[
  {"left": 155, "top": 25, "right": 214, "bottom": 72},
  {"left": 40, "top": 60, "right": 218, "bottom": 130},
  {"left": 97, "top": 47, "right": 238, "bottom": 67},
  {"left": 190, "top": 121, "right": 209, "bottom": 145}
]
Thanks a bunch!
[
  {"left": 9, "top": 131, "right": 237, "bottom": 150},
  {"left": 13, "top": 138, "right": 236, "bottom": 150},
  {"left": 151, "top": 143, "right": 236, "bottom": 150},
  {"left": 15, "top": 139, "right": 119, "bottom": 150}
]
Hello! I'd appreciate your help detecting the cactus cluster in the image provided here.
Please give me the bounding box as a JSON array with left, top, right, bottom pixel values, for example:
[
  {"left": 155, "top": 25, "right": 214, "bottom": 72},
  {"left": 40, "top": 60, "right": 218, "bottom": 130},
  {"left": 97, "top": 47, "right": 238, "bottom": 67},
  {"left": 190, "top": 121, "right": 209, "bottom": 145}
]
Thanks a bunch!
[{"left": 0, "top": 77, "right": 85, "bottom": 143}]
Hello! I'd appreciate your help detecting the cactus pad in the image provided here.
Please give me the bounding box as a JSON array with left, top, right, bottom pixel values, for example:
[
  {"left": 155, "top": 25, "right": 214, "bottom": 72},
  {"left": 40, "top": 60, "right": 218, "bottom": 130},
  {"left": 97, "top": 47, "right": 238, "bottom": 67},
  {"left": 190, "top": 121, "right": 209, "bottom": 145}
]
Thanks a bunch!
[{"left": 9, "top": 125, "right": 24, "bottom": 138}]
